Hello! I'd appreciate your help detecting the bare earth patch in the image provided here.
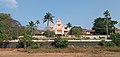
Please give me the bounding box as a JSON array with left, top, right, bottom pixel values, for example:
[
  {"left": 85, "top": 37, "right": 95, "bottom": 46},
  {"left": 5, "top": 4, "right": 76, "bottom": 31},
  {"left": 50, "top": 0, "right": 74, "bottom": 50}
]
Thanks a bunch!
[{"left": 0, "top": 47, "right": 120, "bottom": 57}]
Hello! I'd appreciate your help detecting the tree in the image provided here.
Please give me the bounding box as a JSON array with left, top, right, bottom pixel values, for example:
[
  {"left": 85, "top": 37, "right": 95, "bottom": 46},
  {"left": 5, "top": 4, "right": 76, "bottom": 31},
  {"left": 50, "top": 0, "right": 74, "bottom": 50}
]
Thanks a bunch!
[
  {"left": 43, "top": 30, "right": 55, "bottom": 37},
  {"left": 66, "top": 22, "right": 72, "bottom": 28},
  {"left": 26, "top": 21, "right": 36, "bottom": 36},
  {"left": 53, "top": 38, "right": 69, "bottom": 48},
  {"left": 104, "top": 10, "right": 111, "bottom": 40},
  {"left": 92, "top": 17, "right": 118, "bottom": 35},
  {"left": 0, "top": 13, "right": 24, "bottom": 39},
  {"left": 109, "top": 33, "right": 120, "bottom": 46},
  {"left": 18, "top": 34, "right": 33, "bottom": 48},
  {"left": 43, "top": 12, "right": 54, "bottom": 29},
  {"left": 35, "top": 20, "right": 40, "bottom": 27},
  {"left": 69, "top": 26, "right": 83, "bottom": 35}
]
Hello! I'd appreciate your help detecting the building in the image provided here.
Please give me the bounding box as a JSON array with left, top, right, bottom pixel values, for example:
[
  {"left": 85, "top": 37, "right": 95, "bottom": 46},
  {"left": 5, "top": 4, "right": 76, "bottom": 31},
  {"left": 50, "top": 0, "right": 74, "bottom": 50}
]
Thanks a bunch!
[
  {"left": 83, "top": 29, "right": 95, "bottom": 35},
  {"left": 49, "top": 18, "right": 71, "bottom": 35},
  {"left": 115, "top": 28, "right": 120, "bottom": 33}
]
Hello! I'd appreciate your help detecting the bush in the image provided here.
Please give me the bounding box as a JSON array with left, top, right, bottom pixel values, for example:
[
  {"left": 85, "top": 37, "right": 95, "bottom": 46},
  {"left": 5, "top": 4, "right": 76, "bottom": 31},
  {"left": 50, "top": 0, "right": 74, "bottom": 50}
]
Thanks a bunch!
[
  {"left": 110, "top": 33, "right": 120, "bottom": 47},
  {"left": 29, "top": 42, "right": 43, "bottom": 49},
  {"left": 53, "top": 38, "right": 69, "bottom": 48},
  {"left": 44, "top": 30, "right": 55, "bottom": 37},
  {"left": 98, "top": 41, "right": 116, "bottom": 47}
]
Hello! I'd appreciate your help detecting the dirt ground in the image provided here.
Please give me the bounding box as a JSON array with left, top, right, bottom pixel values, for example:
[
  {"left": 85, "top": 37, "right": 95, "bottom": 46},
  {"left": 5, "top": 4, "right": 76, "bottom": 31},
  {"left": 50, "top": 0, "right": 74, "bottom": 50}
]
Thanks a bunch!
[{"left": 0, "top": 47, "right": 120, "bottom": 57}]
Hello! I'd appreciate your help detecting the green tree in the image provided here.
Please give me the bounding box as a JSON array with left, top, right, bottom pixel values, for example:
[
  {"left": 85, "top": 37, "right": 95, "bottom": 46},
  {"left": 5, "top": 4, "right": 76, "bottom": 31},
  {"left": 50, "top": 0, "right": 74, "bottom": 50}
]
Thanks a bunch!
[
  {"left": 35, "top": 20, "right": 40, "bottom": 27},
  {"left": 26, "top": 21, "right": 36, "bottom": 36},
  {"left": 66, "top": 22, "right": 72, "bottom": 28},
  {"left": 92, "top": 17, "right": 118, "bottom": 35},
  {"left": 109, "top": 33, "right": 120, "bottom": 46},
  {"left": 98, "top": 41, "right": 116, "bottom": 47},
  {"left": 0, "top": 28, "right": 11, "bottom": 48},
  {"left": 0, "top": 13, "right": 24, "bottom": 39},
  {"left": 69, "top": 26, "right": 83, "bottom": 35},
  {"left": 43, "top": 12, "right": 54, "bottom": 29},
  {"left": 53, "top": 38, "right": 69, "bottom": 48},
  {"left": 43, "top": 30, "right": 55, "bottom": 37},
  {"left": 18, "top": 34, "right": 33, "bottom": 48}
]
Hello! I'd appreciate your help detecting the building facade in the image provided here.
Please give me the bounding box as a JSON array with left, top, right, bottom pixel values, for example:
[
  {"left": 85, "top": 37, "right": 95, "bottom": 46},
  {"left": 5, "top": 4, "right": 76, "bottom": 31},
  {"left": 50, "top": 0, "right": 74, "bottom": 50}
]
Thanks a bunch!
[{"left": 49, "top": 18, "right": 71, "bottom": 35}]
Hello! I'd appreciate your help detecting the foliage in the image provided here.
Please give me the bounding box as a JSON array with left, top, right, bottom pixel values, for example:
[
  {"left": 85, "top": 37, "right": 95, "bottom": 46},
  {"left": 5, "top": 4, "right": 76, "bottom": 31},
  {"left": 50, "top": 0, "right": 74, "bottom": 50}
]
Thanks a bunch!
[
  {"left": 25, "top": 20, "right": 40, "bottom": 36},
  {"left": 0, "top": 27, "right": 12, "bottom": 48},
  {"left": 53, "top": 38, "right": 69, "bottom": 48},
  {"left": 0, "top": 33, "right": 11, "bottom": 48},
  {"left": 92, "top": 10, "right": 118, "bottom": 35},
  {"left": 66, "top": 22, "right": 72, "bottom": 28},
  {"left": 69, "top": 26, "right": 83, "bottom": 35},
  {"left": 18, "top": 34, "right": 33, "bottom": 48},
  {"left": 18, "top": 34, "right": 42, "bottom": 49},
  {"left": 44, "top": 30, "right": 55, "bottom": 37},
  {"left": 0, "top": 13, "right": 24, "bottom": 38},
  {"left": 29, "top": 42, "right": 43, "bottom": 49},
  {"left": 92, "top": 17, "right": 118, "bottom": 35},
  {"left": 43, "top": 12, "right": 54, "bottom": 29},
  {"left": 98, "top": 41, "right": 116, "bottom": 47},
  {"left": 110, "top": 33, "right": 120, "bottom": 46}
]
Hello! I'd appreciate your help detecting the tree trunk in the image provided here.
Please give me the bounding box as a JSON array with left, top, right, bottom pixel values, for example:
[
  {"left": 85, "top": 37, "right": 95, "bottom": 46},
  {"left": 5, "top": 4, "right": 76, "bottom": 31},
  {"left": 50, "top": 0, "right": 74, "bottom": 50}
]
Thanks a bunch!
[
  {"left": 24, "top": 42, "right": 27, "bottom": 49},
  {"left": 47, "top": 20, "right": 49, "bottom": 30}
]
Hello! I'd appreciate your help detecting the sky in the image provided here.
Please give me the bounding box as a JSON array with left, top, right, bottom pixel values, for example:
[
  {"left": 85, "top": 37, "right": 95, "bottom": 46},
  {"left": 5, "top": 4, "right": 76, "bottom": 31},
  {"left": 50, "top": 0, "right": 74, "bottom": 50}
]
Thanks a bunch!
[{"left": 0, "top": 0, "right": 120, "bottom": 29}]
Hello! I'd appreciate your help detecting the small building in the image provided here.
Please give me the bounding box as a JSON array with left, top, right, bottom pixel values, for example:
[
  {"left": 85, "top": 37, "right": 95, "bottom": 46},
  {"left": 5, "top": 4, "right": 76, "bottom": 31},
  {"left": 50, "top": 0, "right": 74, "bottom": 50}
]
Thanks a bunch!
[
  {"left": 83, "top": 29, "right": 95, "bottom": 35},
  {"left": 115, "top": 28, "right": 120, "bottom": 33},
  {"left": 49, "top": 18, "right": 71, "bottom": 35},
  {"left": 35, "top": 30, "right": 45, "bottom": 35}
]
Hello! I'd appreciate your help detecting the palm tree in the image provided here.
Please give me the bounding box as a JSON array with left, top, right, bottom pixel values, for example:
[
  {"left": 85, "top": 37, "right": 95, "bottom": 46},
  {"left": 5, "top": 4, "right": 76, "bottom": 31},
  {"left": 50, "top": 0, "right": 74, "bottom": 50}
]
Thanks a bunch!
[
  {"left": 104, "top": 10, "right": 110, "bottom": 40},
  {"left": 43, "top": 12, "right": 54, "bottom": 29},
  {"left": 35, "top": 20, "right": 40, "bottom": 26},
  {"left": 66, "top": 22, "right": 72, "bottom": 28},
  {"left": 26, "top": 21, "right": 36, "bottom": 36}
]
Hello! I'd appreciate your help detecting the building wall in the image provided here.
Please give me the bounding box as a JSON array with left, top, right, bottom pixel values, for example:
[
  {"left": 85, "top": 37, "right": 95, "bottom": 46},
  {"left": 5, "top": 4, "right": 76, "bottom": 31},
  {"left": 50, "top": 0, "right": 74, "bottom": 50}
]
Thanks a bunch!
[{"left": 49, "top": 18, "right": 71, "bottom": 35}]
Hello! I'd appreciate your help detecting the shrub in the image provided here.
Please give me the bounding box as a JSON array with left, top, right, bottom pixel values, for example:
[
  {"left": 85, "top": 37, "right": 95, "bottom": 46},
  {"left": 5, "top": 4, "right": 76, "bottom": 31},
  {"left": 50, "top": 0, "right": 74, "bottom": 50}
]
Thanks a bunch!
[
  {"left": 110, "top": 33, "right": 120, "bottom": 47},
  {"left": 44, "top": 30, "right": 55, "bottom": 37},
  {"left": 98, "top": 41, "right": 116, "bottom": 47},
  {"left": 29, "top": 42, "right": 43, "bottom": 49},
  {"left": 53, "top": 38, "right": 69, "bottom": 48}
]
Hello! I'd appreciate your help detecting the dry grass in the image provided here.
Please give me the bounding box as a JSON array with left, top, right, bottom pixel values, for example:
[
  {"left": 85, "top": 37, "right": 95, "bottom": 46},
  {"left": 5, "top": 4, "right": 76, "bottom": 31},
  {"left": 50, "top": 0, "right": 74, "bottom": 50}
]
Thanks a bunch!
[{"left": 0, "top": 47, "right": 120, "bottom": 57}]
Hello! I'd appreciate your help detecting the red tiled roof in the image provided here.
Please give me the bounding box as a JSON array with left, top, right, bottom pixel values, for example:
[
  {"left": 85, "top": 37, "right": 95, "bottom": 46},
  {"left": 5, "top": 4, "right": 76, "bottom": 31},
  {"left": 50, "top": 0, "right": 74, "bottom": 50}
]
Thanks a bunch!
[
  {"left": 83, "top": 30, "right": 95, "bottom": 32},
  {"left": 38, "top": 30, "right": 45, "bottom": 32}
]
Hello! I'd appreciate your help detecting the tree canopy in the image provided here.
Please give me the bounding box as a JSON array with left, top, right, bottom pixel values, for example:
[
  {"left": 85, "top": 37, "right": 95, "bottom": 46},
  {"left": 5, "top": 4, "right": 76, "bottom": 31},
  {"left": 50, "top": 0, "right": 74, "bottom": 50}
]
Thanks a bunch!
[
  {"left": 43, "top": 12, "right": 54, "bottom": 29},
  {"left": 92, "top": 10, "right": 118, "bottom": 35},
  {"left": 92, "top": 17, "right": 118, "bottom": 35},
  {"left": 69, "top": 26, "right": 83, "bottom": 35},
  {"left": 0, "top": 13, "right": 24, "bottom": 38}
]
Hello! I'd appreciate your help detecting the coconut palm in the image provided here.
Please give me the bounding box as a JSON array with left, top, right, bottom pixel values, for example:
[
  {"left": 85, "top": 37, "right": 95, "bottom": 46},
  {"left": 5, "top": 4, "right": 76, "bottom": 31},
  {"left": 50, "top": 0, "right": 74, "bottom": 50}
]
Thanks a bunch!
[
  {"left": 35, "top": 20, "right": 40, "bottom": 26},
  {"left": 66, "top": 22, "right": 72, "bottom": 28},
  {"left": 104, "top": 10, "right": 110, "bottom": 40},
  {"left": 43, "top": 12, "right": 54, "bottom": 29}
]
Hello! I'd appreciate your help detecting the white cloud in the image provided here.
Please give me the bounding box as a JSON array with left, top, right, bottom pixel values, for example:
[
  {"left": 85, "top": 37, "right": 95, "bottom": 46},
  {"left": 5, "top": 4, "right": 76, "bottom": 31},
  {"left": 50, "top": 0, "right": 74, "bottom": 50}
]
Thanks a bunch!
[{"left": 0, "top": 0, "right": 18, "bottom": 9}]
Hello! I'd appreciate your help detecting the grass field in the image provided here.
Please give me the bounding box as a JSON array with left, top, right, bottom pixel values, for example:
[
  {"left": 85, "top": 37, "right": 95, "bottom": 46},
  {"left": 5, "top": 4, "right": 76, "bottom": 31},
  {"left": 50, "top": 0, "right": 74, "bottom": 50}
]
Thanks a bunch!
[{"left": 0, "top": 47, "right": 120, "bottom": 57}]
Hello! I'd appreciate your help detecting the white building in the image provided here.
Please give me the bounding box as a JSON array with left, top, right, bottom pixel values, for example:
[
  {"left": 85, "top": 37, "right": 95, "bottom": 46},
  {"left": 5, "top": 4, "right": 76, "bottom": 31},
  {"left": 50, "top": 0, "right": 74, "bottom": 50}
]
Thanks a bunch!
[{"left": 49, "top": 18, "right": 71, "bottom": 35}]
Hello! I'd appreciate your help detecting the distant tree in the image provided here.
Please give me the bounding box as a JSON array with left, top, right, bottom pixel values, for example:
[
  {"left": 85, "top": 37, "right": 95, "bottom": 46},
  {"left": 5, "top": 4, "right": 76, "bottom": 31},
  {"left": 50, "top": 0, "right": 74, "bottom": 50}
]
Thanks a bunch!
[
  {"left": 26, "top": 21, "right": 36, "bottom": 36},
  {"left": 66, "top": 22, "right": 72, "bottom": 28},
  {"left": 43, "top": 30, "right": 55, "bottom": 37},
  {"left": 35, "top": 20, "right": 40, "bottom": 27},
  {"left": 69, "top": 26, "right": 83, "bottom": 35},
  {"left": 0, "top": 13, "right": 24, "bottom": 39},
  {"left": 0, "top": 28, "right": 11, "bottom": 48},
  {"left": 92, "top": 17, "right": 118, "bottom": 35},
  {"left": 18, "top": 34, "right": 33, "bottom": 48},
  {"left": 109, "top": 33, "right": 120, "bottom": 46},
  {"left": 53, "top": 38, "right": 69, "bottom": 48},
  {"left": 43, "top": 12, "right": 54, "bottom": 29}
]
